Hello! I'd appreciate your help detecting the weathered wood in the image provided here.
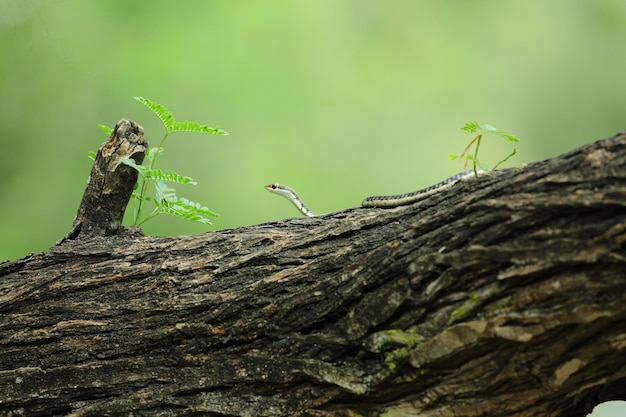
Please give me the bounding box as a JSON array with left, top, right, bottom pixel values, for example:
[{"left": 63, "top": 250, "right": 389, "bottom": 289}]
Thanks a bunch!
[
  {"left": 1, "top": 131, "right": 625, "bottom": 416},
  {"left": 62, "top": 119, "right": 147, "bottom": 241}
]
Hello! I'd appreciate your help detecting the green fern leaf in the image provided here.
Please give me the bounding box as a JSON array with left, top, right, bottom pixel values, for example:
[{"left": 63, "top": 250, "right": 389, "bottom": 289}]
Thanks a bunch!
[
  {"left": 134, "top": 97, "right": 175, "bottom": 131},
  {"left": 145, "top": 147, "right": 163, "bottom": 165},
  {"left": 170, "top": 120, "right": 228, "bottom": 136},
  {"left": 461, "top": 121, "right": 481, "bottom": 133},
  {"left": 153, "top": 181, "right": 217, "bottom": 224},
  {"left": 503, "top": 134, "right": 520, "bottom": 143},
  {"left": 176, "top": 197, "right": 218, "bottom": 217},
  {"left": 157, "top": 206, "right": 214, "bottom": 224},
  {"left": 98, "top": 124, "right": 113, "bottom": 135},
  {"left": 154, "top": 181, "right": 177, "bottom": 203},
  {"left": 120, "top": 157, "right": 150, "bottom": 177},
  {"left": 479, "top": 124, "right": 520, "bottom": 142},
  {"left": 145, "top": 169, "right": 197, "bottom": 185},
  {"left": 163, "top": 198, "right": 217, "bottom": 223}
]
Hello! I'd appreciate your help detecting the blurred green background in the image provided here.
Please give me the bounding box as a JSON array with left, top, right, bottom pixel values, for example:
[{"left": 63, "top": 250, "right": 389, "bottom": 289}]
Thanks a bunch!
[
  {"left": 1, "top": 0, "right": 625, "bottom": 259},
  {"left": 0, "top": 2, "right": 625, "bottom": 415}
]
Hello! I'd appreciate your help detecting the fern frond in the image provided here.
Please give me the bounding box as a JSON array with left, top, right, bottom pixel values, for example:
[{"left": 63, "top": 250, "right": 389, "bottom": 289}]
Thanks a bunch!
[
  {"left": 145, "top": 169, "right": 196, "bottom": 185},
  {"left": 106, "top": 97, "right": 229, "bottom": 228},
  {"left": 157, "top": 206, "right": 215, "bottom": 224},
  {"left": 160, "top": 198, "right": 217, "bottom": 223},
  {"left": 502, "top": 133, "right": 520, "bottom": 143},
  {"left": 134, "top": 97, "right": 175, "bottom": 131},
  {"left": 479, "top": 124, "right": 519, "bottom": 142},
  {"left": 98, "top": 124, "right": 114, "bottom": 135},
  {"left": 461, "top": 121, "right": 481, "bottom": 133},
  {"left": 120, "top": 157, "right": 150, "bottom": 177},
  {"left": 145, "top": 147, "right": 163, "bottom": 165},
  {"left": 170, "top": 120, "right": 228, "bottom": 136},
  {"left": 154, "top": 181, "right": 177, "bottom": 203},
  {"left": 153, "top": 181, "right": 216, "bottom": 224},
  {"left": 176, "top": 197, "right": 218, "bottom": 217},
  {"left": 120, "top": 160, "right": 195, "bottom": 185}
]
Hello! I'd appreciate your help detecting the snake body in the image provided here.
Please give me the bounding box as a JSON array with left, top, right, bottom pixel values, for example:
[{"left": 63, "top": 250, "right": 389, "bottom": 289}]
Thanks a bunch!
[
  {"left": 264, "top": 183, "right": 317, "bottom": 217},
  {"left": 265, "top": 169, "right": 479, "bottom": 217},
  {"left": 361, "top": 169, "right": 477, "bottom": 207}
]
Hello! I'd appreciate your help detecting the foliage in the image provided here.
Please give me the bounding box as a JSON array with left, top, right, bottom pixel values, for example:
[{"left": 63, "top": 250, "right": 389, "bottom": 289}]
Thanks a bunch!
[
  {"left": 450, "top": 121, "right": 520, "bottom": 173},
  {"left": 92, "top": 97, "right": 228, "bottom": 227}
]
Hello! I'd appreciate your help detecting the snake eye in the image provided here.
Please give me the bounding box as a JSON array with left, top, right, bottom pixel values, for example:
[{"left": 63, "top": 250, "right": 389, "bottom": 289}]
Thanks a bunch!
[{"left": 272, "top": 184, "right": 278, "bottom": 189}]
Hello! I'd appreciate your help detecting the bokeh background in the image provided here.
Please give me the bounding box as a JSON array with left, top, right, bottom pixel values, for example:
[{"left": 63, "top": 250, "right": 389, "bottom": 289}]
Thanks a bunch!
[{"left": 1, "top": 2, "right": 625, "bottom": 414}]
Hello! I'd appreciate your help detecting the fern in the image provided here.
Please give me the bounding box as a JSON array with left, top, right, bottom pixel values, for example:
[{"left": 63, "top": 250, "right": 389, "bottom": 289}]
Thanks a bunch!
[
  {"left": 171, "top": 120, "right": 227, "bottom": 135},
  {"left": 98, "top": 124, "right": 113, "bottom": 135},
  {"left": 134, "top": 97, "right": 176, "bottom": 131},
  {"left": 91, "top": 97, "right": 228, "bottom": 227},
  {"left": 136, "top": 181, "right": 216, "bottom": 226},
  {"left": 146, "top": 169, "right": 197, "bottom": 185},
  {"left": 460, "top": 121, "right": 481, "bottom": 134},
  {"left": 450, "top": 121, "right": 519, "bottom": 173},
  {"left": 119, "top": 158, "right": 197, "bottom": 185}
]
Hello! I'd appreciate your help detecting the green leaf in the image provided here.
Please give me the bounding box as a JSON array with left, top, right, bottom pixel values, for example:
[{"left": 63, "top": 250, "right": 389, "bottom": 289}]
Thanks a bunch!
[
  {"left": 145, "top": 169, "right": 197, "bottom": 185},
  {"left": 480, "top": 124, "right": 498, "bottom": 132},
  {"left": 106, "top": 97, "right": 229, "bottom": 228},
  {"left": 461, "top": 121, "right": 481, "bottom": 133},
  {"left": 461, "top": 122, "right": 519, "bottom": 142},
  {"left": 477, "top": 160, "right": 491, "bottom": 171},
  {"left": 88, "top": 151, "right": 97, "bottom": 161},
  {"left": 120, "top": 157, "right": 149, "bottom": 177},
  {"left": 145, "top": 147, "right": 164, "bottom": 164},
  {"left": 158, "top": 205, "right": 215, "bottom": 224},
  {"left": 501, "top": 133, "right": 520, "bottom": 143},
  {"left": 121, "top": 162, "right": 196, "bottom": 185},
  {"left": 134, "top": 96, "right": 175, "bottom": 131},
  {"left": 153, "top": 181, "right": 217, "bottom": 224},
  {"left": 479, "top": 123, "right": 520, "bottom": 142},
  {"left": 170, "top": 120, "right": 228, "bottom": 136},
  {"left": 98, "top": 124, "right": 113, "bottom": 135},
  {"left": 154, "top": 181, "right": 177, "bottom": 203},
  {"left": 170, "top": 198, "right": 218, "bottom": 218}
]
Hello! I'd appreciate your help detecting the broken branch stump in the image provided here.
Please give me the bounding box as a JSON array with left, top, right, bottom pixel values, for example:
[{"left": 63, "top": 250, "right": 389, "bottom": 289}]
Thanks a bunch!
[{"left": 63, "top": 119, "right": 147, "bottom": 241}]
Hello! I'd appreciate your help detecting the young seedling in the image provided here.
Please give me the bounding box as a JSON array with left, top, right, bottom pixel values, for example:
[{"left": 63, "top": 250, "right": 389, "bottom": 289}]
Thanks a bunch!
[
  {"left": 450, "top": 121, "right": 519, "bottom": 174},
  {"left": 91, "top": 97, "right": 228, "bottom": 227}
]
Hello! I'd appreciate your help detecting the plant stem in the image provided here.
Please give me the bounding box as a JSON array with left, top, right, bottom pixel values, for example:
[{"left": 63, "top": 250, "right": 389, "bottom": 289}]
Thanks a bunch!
[
  {"left": 493, "top": 148, "right": 518, "bottom": 170},
  {"left": 473, "top": 134, "right": 482, "bottom": 174},
  {"left": 134, "top": 132, "right": 170, "bottom": 225}
]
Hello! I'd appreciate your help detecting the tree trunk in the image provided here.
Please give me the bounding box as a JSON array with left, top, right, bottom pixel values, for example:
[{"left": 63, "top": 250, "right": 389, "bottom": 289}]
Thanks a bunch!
[{"left": 1, "top": 129, "right": 626, "bottom": 417}]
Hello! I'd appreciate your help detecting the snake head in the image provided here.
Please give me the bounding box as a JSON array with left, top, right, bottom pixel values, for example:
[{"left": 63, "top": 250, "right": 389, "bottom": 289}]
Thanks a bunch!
[
  {"left": 264, "top": 183, "right": 295, "bottom": 198},
  {"left": 264, "top": 183, "right": 316, "bottom": 217}
]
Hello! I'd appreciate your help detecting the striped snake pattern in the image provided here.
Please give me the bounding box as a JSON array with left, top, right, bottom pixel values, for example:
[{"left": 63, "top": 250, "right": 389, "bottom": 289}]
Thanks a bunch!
[{"left": 265, "top": 169, "right": 480, "bottom": 217}]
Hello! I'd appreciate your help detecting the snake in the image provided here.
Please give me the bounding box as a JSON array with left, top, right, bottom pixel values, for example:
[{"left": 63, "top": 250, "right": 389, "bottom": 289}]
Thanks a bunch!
[{"left": 265, "top": 169, "right": 480, "bottom": 217}]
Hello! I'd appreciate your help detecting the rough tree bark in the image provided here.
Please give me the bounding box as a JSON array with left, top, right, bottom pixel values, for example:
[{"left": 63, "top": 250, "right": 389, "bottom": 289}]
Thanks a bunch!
[
  {"left": 1, "top": 127, "right": 625, "bottom": 417},
  {"left": 63, "top": 118, "right": 147, "bottom": 241}
]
